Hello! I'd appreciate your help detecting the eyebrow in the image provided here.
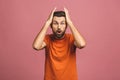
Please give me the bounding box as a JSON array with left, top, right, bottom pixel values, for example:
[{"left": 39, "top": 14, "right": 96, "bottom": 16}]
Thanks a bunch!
[
  {"left": 52, "top": 21, "right": 57, "bottom": 23},
  {"left": 53, "top": 20, "right": 66, "bottom": 22},
  {"left": 61, "top": 21, "right": 65, "bottom": 22}
]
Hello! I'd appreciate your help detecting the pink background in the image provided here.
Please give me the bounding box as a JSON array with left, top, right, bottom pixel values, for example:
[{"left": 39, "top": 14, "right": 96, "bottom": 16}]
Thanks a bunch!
[{"left": 0, "top": 0, "right": 120, "bottom": 80}]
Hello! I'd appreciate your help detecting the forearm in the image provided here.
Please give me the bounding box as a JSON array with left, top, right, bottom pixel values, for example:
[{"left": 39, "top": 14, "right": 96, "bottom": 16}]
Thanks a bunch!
[
  {"left": 63, "top": 7, "right": 86, "bottom": 48},
  {"left": 33, "top": 22, "right": 49, "bottom": 49},
  {"left": 69, "top": 22, "right": 86, "bottom": 48}
]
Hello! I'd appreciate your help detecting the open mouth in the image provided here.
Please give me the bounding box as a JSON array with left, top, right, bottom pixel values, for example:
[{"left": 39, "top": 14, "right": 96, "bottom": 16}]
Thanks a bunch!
[{"left": 57, "top": 30, "right": 62, "bottom": 34}]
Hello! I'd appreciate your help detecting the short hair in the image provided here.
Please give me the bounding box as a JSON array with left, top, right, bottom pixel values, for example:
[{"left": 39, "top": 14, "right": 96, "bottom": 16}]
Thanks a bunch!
[
  {"left": 50, "top": 11, "right": 67, "bottom": 27},
  {"left": 53, "top": 11, "right": 66, "bottom": 17}
]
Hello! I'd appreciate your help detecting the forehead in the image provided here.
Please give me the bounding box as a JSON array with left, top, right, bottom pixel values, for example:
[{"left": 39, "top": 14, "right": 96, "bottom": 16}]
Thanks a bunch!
[{"left": 53, "top": 16, "right": 66, "bottom": 22}]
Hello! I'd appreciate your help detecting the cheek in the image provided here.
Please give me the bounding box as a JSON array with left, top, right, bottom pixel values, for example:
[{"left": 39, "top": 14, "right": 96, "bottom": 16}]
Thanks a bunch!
[
  {"left": 52, "top": 26, "right": 57, "bottom": 31},
  {"left": 62, "top": 25, "right": 67, "bottom": 30}
]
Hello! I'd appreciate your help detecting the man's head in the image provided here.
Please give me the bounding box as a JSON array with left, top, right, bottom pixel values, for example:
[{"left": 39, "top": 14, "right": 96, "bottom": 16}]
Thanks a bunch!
[{"left": 51, "top": 11, "right": 67, "bottom": 39}]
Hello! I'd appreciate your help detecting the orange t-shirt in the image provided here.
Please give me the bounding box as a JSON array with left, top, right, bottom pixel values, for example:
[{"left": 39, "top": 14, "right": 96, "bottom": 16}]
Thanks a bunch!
[{"left": 44, "top": 34, "right": 78, "bottom": 80}]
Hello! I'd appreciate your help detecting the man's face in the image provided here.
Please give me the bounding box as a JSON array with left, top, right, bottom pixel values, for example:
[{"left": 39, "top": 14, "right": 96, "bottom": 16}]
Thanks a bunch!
[{"left": 51, "top": 16, "right": 67, "bottom": 39}]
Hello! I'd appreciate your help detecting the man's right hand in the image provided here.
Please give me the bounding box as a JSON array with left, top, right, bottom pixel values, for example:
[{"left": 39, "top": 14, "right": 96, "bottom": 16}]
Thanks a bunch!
[
  {"left": 33, "top": 7, "right": 56, "bottom": 50},
  {"left": 46, "top": 7, "right": 56, "bottom": 25}
]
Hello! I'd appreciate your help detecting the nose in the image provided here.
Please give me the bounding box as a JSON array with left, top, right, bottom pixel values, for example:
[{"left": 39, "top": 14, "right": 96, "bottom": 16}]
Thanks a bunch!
[{"left": 58, "top": 24, "right": 61, "bottom": 29}]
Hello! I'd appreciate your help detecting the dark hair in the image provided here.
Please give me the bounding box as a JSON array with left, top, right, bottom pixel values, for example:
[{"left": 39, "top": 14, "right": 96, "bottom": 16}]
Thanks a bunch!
[
  {"left": 53, "top": 11, "right": 66, "bottom": 17},
  {"left": 50, "top": 11, "right": 67, "bottom": 27}
]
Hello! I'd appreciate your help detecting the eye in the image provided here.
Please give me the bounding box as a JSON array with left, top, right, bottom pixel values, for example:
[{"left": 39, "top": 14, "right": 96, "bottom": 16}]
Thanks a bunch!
[
  {"left": 61, "top": 22, "right": 65, "bottom": 25},
  {"left": 53, "top": 22, "right": 58, "bottom": 25}
]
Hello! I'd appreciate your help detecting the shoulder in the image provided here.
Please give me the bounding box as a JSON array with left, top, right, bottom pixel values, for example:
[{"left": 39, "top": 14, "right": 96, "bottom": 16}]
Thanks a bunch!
[
  {"left": 65, "top": 33, "right": 76, "bottom": 47},
  {"left": 65, "top": 33, "right": 73, "bottom": 37},
  {"left": 65, "top": 33, "right": 75, "bottom": 44},
  {"left": 44, "top": 34, "right": 54, "bottom": 41},
  {"left": 65, "top": 33, "right": 74, "bottom": 39},
  {"left": 45, "top": 34, "right": 52, "bottom": 38}
]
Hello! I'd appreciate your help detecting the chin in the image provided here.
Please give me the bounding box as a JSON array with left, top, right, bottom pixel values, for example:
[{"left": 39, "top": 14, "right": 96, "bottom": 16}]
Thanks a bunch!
[
  {"left": 56, "top": 36, "right": 63, "bottom": 39},
  {"left": 53, "top": 31, "right": 65, "bottom": 39},
  {"left": 56, "top": 34, "right": 65, "bottom": 39}
]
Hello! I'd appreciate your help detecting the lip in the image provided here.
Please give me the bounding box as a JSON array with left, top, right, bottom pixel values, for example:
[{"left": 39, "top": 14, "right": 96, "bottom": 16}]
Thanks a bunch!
[{"left": 56, "top": 30, "right": 62, "bottom": 34}]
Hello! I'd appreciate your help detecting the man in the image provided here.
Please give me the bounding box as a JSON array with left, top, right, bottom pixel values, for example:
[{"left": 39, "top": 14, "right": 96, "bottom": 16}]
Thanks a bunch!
[{"left": 33, "top": 7, "right": 86, "bottom": 80}]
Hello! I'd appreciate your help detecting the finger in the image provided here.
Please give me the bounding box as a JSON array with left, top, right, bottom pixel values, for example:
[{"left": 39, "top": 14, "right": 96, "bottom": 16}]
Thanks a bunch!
[
  {"left": 64, "top": 7, "right": 69, "bottom": 16},
  {"left": 53, "top": 7, "right": 56, "bottom": 12},
  {"left": 64, "top": 7, "right": 68, "bottom": 13},
  {"left": 64, "top": 7, "right": 70, "bottom": 18},
  {"left": 49, "top": 7, "right": 56, "bottom": 20},
  {"left": 51, "top": 7, "right": 56, "bottom": 14}
]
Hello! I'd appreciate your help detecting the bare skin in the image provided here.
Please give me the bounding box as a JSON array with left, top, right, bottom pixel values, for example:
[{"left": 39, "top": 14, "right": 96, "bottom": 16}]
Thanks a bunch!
[
  {"left": 33, "top": 7, "right": 86, "bottom": 50},
  {"left": 32, "top": 8, "right": 56, "bottom": 50},
  {"left": 52, "top": 16, "right": 67, "bottom": 39},
  {"left": 64, "top": 8, "right": 86, "bottom": 48}
]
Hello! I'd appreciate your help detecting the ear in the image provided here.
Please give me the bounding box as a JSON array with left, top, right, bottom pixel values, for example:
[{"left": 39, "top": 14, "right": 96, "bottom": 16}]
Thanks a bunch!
[
  {"left": 65, "top": 21, "right": 68, "bottom": 29},
  {"left": 50, "top": 23, "right": 52, "bottom": 28}
]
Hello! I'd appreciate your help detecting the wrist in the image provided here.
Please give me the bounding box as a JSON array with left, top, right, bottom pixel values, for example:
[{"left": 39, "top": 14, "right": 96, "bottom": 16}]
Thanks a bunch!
[
  {"left": 67, "top": 21, "right": 73, "bottom": 26},
  {"left": 43, "top": 22, "right": 50, "bottom": 29},
  {"left": 45, "top": 21, "right": 51, "bottom": 26}
]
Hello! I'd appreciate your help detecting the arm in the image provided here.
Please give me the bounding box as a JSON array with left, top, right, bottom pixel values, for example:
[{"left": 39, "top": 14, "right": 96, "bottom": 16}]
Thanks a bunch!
[
  {"left": 32, "top": 8, "right": 56, "bottom": 50},
  {"left": 64, "top": 8, "right": 86, "bottom": 49}
]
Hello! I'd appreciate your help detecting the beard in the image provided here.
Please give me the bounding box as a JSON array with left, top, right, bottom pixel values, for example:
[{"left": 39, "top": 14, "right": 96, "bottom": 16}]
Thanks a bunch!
[{"left": 53, "top": 29, "right": 66, "bottom": 39}]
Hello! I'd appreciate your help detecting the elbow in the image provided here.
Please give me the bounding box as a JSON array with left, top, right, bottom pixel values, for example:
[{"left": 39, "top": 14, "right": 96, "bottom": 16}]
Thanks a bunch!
[
  {"left": 32, "top": 44, "right": 40, "bottom": 51},
  {"left": 78, "top": 42, "right": 87, "bottom": 49}
]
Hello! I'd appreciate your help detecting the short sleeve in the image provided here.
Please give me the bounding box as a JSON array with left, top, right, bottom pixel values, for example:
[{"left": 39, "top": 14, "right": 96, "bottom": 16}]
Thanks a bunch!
[
  {"left": 44, "top": 34, "right": 50, "bottom": 46},
  {"left": 69, "top": 34, "right": 75, "bottom": 43},
  {"left": 69, "top": 34, "right": 76, "bottom": 48}
]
